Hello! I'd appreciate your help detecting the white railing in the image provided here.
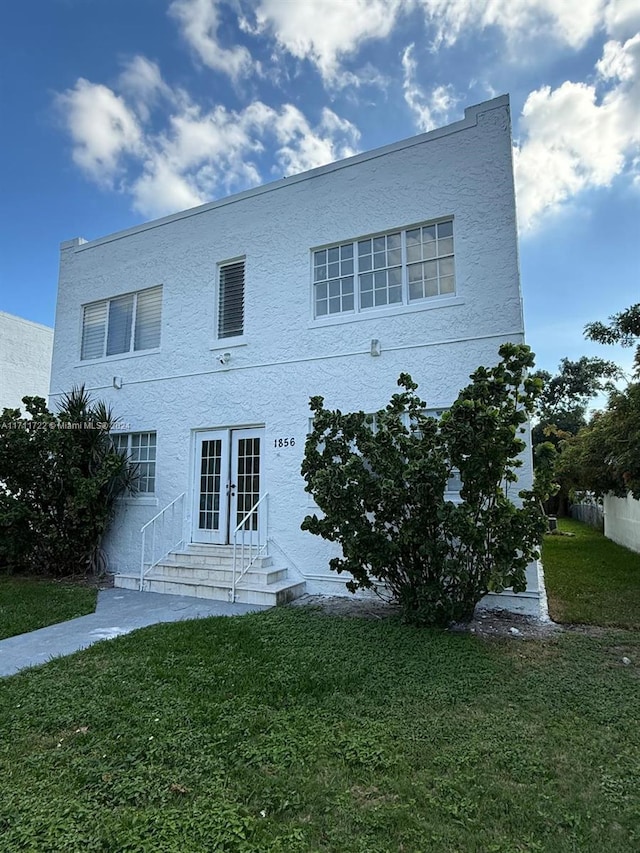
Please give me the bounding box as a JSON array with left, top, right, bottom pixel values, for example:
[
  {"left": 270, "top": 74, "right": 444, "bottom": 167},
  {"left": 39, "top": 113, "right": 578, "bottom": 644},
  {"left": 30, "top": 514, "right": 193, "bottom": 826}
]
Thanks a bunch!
[
  {"left": 232, "top": 493, "right": 269, "bottom": 602},
  {"left": 139, "top": 493, "right": 185, "bottom": 591}
]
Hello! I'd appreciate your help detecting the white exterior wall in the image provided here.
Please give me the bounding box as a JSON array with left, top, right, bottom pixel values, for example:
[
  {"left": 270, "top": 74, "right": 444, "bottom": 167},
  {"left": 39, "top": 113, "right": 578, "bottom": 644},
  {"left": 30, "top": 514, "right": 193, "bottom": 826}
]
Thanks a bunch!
[
  {"left": 50, "top": 95, "right": 541, "bottom": 613},
  {"left": 0, "top": 312, "right": 54, "bottom": 412},
  {"left": 604, "top": 494, "right": 640, "bottom": 554}
]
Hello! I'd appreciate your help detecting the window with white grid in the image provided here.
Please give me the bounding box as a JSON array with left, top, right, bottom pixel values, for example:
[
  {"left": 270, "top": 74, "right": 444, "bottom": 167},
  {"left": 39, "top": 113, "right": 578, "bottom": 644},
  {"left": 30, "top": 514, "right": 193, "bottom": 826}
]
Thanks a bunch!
[
  {"left": 81, "top": 286, "right": 162, "bottom": 360},
  {"left": 112, "top": 432, "right": 156, "bottom": 493},
  {"left": 312, "top": 220, "right": 455, "bottom": 319},
  {"left": 406, "top": 221, "right": 455, "bottom": 300},
  {"left": 313, "top": 244, "right": 354, "bottom": 317}
]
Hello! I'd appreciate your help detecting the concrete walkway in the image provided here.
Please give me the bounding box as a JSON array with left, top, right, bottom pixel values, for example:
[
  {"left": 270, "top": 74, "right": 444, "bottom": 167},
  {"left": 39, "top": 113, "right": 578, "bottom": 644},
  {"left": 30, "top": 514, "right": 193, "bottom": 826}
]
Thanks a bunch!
[{"left": 0, "top": 588, "right": 269, "bottom": 678}]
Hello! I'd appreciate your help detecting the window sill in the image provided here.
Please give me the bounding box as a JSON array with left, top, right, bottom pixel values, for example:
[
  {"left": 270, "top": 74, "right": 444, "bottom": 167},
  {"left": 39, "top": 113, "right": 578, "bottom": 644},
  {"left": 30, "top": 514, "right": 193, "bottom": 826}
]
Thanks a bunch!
[
  {"left": 118, "top": 495, "right": 159, "bottom": 506},
  {"left": 307, "top": 295, "right": 464, "bottom": 329},
  {"left": 75, "top": 348, "right": 161, "bottom": 367},
  {"left": 209, "top": 338, "right": 247, "bottom": 350}
]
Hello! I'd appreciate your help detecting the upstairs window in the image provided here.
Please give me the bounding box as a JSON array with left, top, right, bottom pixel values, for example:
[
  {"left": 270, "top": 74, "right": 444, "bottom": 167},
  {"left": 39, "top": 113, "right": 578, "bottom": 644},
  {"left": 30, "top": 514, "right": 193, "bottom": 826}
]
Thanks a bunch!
[
  {"left": 218, "top": 260, "right": 245, "bottom": 339},
  {"left": 81, "top": 286, "right": 162, "bottom": 360},
  {"left": 112, "top": 431, "right": 156, "bottom": 493},
  {"left": 312, "top": 219, "right": 455, "bottom": 319}
]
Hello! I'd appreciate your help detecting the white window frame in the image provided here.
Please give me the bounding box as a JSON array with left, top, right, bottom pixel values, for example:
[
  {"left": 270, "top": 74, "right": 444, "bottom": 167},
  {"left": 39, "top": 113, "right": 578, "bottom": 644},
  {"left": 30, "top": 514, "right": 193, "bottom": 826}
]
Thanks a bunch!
[
  {"left": 80, "top": 286, "right": 162, "bottom": 361},
  {"left": 311, "top": 218, "right": 456, "bottom": 321},
  {"left": 112, "top": 431, "right": 157, "bottom": 494}
]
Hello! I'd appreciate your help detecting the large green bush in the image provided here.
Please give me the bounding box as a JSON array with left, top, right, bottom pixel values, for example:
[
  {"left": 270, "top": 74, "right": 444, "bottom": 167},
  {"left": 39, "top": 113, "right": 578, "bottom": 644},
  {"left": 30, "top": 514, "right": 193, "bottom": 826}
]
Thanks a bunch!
[
  {"left": 0, "top": 387, "right": 135, "bottom": 576},
  {"left": 301, "top": 344, "right": 553, "bottom": 626}
]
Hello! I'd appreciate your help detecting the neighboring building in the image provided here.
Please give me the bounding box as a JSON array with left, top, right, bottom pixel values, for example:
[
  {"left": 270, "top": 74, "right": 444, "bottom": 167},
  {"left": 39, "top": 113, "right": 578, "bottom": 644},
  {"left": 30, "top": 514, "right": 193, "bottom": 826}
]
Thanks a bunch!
[
  {"left": 0, "top": 312, "right": 54, "bottom": 412},
  {"left": 50, "top": 94, "right": 545, "bottom": 615}
]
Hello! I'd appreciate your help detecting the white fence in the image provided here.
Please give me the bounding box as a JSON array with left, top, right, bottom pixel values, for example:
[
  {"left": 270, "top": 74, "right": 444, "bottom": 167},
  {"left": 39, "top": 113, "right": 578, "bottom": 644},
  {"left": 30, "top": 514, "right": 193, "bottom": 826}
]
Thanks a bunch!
[
  {"left": 571, "top": 493, "right": 640, "bottom": 554},
  {"left": 603, "top": 493, "right": 640, "bottom": 554},
  {"left": 570, "top": 498, "right": 604, "bottom": 531}
]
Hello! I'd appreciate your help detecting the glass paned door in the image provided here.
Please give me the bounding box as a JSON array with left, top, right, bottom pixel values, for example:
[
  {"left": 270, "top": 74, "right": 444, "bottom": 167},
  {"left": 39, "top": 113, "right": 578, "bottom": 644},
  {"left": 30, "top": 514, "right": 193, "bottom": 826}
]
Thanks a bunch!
[
  {"left": 230, "top": 430, "right": 262, "bottom": 536},
  {"left": 193, "top": 430, "right": 230, "bottom": 544},
  {"left": 192, "top": 428, "right": 263, "bottom": 544}
]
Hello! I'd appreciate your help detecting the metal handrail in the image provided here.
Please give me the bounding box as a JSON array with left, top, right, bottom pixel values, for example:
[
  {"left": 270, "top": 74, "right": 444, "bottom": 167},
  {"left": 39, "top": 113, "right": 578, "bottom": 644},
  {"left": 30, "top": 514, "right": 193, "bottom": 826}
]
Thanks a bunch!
[
  {"left": 139, "top": 492, "right": 185, "bottom": 591},
  {"left": 232, "top": 492, "right": 268, "bottom": 602}
]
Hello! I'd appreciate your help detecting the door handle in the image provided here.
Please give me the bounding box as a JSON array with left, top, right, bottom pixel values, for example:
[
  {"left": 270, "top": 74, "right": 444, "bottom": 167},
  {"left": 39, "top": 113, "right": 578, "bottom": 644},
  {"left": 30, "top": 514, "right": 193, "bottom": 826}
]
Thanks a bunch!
[{"left": 226, "top": 482, "right": 236, "bottom": 496}]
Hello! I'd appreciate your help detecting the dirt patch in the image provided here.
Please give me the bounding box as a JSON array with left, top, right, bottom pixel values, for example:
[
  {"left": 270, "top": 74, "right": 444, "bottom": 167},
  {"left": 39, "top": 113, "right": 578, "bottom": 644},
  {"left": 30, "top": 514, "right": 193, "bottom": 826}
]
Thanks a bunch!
[
  {"left": 45, "top": 573, "right": 115, "bottom": 591},
  {"left": 289, "top": 594, "right": 563, "bottom": 640}
]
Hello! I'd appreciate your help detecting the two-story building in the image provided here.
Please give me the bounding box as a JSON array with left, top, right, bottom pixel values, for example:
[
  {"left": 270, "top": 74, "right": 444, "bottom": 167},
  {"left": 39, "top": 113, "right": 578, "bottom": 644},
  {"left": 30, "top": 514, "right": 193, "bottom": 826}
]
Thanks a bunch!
[{"left": 50, "top": 94, "right": 545, "bottom": 616}]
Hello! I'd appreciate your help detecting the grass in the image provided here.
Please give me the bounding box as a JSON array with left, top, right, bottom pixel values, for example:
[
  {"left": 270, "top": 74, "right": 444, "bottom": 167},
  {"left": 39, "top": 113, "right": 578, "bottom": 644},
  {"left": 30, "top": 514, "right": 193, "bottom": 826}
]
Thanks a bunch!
[
  {"left": 0, "top": 575, "right": 98, "bottom": 640},
  {"left": 0, "top": 607, "right": 639, "bottom": 852},
  {"left": 542, "top": 518, "right": 640, "bottom": 629}
]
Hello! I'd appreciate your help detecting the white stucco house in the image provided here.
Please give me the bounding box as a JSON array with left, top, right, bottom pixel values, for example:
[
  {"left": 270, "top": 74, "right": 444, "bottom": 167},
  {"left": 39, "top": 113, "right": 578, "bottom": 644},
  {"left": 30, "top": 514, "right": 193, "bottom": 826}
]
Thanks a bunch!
[
  {"left": 0, "top": 312, "right": 54, "bottom": 412},
  {"left": 49, "top": 94, "right": 544, "bottom": 615}
]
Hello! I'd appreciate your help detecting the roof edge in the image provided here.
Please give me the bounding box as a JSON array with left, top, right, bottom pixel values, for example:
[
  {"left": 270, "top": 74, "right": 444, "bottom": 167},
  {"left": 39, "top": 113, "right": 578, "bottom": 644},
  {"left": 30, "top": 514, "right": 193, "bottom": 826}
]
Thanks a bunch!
[{"left": 63, "top": 94, "right": 510, "bottom": 254}]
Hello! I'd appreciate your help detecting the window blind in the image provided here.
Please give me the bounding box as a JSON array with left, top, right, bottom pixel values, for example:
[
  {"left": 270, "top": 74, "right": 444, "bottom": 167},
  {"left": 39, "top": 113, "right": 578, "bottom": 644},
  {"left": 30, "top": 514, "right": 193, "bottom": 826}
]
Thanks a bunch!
[
  {"left": 134, "top": 286, "right": 162, "bottom": 351},
  {"left": 81, "top": 301, "right": 107, "bottom": 360},
  {"left": 106, "top": 294, "right": 134, "bottom": 356},
  {"left": 218, "top": 262, "right": 245, "bottom": 339},
  {"left": 81, "top": 286, "right": 162, "bottom": 360}
]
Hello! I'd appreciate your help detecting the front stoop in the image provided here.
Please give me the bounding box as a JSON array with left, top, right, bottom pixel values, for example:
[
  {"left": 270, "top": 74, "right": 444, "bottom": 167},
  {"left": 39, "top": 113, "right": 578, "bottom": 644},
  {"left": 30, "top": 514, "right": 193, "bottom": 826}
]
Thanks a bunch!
[{"left": 113, "top": 544, "right": 305, "bottom": 606}]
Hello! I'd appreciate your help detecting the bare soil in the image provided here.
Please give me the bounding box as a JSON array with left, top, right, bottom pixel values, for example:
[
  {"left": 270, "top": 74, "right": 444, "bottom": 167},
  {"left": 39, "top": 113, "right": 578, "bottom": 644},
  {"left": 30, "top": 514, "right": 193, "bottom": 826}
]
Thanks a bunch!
[{"left": 290, "top": 594, "right": 568, "bottom": 640}]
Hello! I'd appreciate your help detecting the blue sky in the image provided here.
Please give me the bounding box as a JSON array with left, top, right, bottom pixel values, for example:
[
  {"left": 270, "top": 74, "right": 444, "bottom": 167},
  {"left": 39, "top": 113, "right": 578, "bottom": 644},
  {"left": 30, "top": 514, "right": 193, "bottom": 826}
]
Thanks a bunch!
[{"left": 1, "top": 0, "right": 639, "bottom": 377}]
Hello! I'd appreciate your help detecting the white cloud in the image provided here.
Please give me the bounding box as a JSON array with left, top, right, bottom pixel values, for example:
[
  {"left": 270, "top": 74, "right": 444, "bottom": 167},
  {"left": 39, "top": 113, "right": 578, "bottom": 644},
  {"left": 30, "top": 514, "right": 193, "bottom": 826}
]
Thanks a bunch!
[
  {"left": 130, "top": 100, "right": 271, "bottom": 216},
  {"left": 514, "top": 34, "right": 640, "bottom": 231},
  {"left": 604, "top": 0, "right": 640, "bottom": 40},
  {"left": 254, "top": 0, "right": 405, "bottom": 84},
  {"left": 55, "top": 79, "right": 143, "bottom": 186},
  {"left": 165, "top": 0, "right": 637, "bottom": 95},
  {"left": 167, "top": 0, "right": 637, "bottom": 90},
  {"left": 167, "top": 0, "right": 617, "bottom": 88},
  {"left": 418, "top": 0, "right": 608, "bottom": 52},
  {"left": 118, "top": 56, "right": 175, "bottom": 121},
  {"left": 401, "top": 44, "right": 457, "bottom": 132},
  {"left": 56, "top": 63, "right": 362, "bottom": 219},
  {"left": 131, "top": 160, "right": 206, "bottom": 217},
  {"left": 131, "top": 100, "right": 361, "bottom": 217},
  {"left": 271, "top": 105, "right": 361, "bottom": 174},
  {"left": 169, "top": 0, "right": 254, "bottom": 79}
]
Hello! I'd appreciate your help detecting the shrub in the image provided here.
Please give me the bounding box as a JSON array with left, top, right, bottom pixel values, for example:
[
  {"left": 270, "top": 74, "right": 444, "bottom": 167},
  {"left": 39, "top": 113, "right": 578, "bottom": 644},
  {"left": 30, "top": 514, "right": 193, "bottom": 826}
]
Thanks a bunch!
[
  {"left": 0, "top": 387, "right": 136, "bottom": 576},
  {"left": 301, "top": 344, "right": 552, "bottom": 626}
]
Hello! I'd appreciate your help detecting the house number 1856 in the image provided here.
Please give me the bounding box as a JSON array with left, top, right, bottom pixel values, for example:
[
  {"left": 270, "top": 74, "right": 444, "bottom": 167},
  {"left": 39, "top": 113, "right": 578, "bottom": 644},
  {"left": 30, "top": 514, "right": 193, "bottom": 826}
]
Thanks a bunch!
[{"left": 274, "top": 437, "right": 296, "bottom": 448}]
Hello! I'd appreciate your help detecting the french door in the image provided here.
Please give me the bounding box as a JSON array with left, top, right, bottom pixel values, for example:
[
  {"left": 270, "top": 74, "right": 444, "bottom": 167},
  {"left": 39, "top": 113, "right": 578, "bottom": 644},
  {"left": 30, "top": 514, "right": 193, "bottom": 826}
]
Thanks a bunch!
[{"left": 192, "top": 428, "right": 263, "bottom": 544}]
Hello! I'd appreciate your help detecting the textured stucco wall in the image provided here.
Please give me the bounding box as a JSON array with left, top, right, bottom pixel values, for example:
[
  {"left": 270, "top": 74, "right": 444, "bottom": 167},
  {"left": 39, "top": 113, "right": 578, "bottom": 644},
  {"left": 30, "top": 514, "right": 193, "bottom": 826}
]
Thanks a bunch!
[
  {"left": 50, "top": 95, "right": 540, "bottom": 609},
  {"left": 604, "top": 494, "right": 640, "bottom": 554},
  {"left": 0, "top": 312, "right": 54, "bottom": 412}
]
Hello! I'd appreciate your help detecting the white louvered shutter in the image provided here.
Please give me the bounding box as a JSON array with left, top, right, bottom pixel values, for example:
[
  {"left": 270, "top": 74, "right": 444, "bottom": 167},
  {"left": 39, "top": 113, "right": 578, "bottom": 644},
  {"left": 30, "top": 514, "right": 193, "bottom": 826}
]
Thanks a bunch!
[
  {"left": 134, "top": 286, "right": 162, "bottom": 351},
  {"left": 81, "top": 301, "right": 107, "bottom": 360},
  {"left": 218, "top": 262, "right": 244, "bottom": 339}
]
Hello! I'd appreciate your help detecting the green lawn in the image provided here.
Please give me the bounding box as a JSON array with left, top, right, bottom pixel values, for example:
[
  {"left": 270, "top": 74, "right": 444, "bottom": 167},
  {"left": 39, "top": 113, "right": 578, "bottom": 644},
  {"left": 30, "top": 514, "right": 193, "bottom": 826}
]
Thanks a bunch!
[
  {"left": 1, "top": 607, "right": 639, "bottom": 852},
  {"left": 0, "top": 576, "right": 98, "bottom": 640},
  {"left": 542, "top": 518, "right": 640, "bottom": 629}
]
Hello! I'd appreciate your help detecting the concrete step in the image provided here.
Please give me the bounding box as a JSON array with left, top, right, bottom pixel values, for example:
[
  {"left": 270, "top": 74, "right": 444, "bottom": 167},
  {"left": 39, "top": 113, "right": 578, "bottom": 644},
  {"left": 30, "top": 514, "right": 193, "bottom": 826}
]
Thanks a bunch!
[
  {"left": 113, "top": 570, "right": 305, "bottom": 606},
  {"left": 164, "top": 543, "right": 272, "bottom": 569},
  {"left": 151, "top": 563, "right": 288, "bottom": 585},
  {"left": 161, "top": 551, "right": 273, "bottom": 570}
]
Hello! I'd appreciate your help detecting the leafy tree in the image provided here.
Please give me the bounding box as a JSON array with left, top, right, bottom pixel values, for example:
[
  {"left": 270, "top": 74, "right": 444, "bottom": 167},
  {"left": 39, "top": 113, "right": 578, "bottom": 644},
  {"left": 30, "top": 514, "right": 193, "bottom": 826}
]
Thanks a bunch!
[
  {"left": 301, "top": 343, "right": 552, "bottom": 627},
  {"left": 559, "top": 382, "right": 640, "bottom": 500},
  {"left": 531, "top": 356, "right": 620, "bottom": 448},
  {"left": 557, "top": 303, "right": 640, "bottom": 502},
  {"left": 0, "top": 387, "right": 135, "bottom": 576},
  {"left": 585, "top": 303, "right": 640, "bottom": 378},
  {"left": 530, "top": 357, "right": 620, "bottom": 514}
]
